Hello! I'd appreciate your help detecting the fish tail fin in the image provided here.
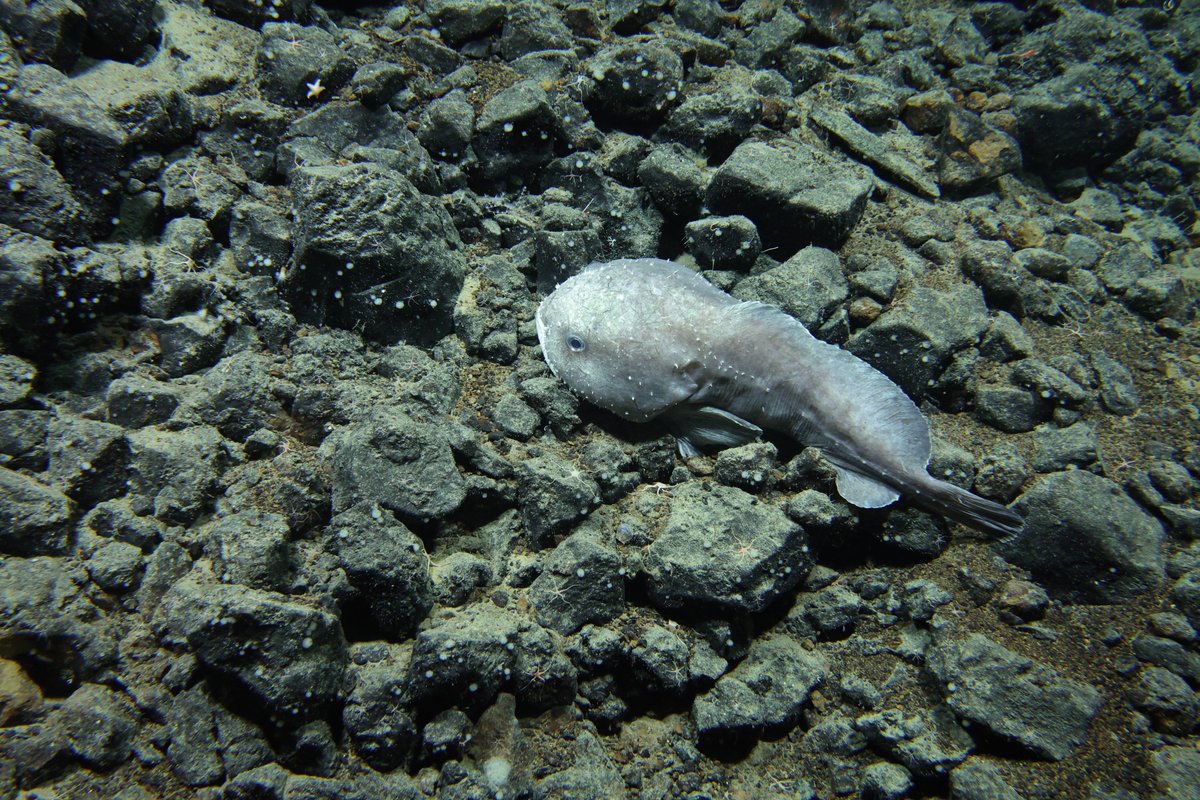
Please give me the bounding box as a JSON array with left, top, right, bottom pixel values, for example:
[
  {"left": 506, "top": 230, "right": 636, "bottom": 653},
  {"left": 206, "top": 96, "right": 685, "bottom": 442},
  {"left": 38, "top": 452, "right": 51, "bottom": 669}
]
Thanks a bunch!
[{"left": 915, "top": 476, "right": 1024, "bottom": 537}]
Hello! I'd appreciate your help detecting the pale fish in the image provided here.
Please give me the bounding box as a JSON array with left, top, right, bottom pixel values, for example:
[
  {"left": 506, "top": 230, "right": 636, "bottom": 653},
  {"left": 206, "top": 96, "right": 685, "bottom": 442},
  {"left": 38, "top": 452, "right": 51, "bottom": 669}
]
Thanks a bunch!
[{"left": 535, "top": 258, "right": 1023, "bottom": 536}]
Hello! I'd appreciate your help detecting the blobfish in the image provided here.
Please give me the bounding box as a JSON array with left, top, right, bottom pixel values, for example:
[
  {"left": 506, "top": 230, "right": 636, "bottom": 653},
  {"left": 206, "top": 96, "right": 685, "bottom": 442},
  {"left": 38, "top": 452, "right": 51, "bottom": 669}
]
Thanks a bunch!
[{"left": 535, "top": 258, "right": 1023, "bottom": 536}]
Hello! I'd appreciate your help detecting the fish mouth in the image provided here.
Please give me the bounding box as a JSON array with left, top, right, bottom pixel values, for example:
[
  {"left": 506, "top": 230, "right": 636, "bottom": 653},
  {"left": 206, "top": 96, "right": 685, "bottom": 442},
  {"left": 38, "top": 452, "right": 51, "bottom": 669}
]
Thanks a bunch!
[{"left": 534, "top": 303, "right": 558, "bottom": 376}]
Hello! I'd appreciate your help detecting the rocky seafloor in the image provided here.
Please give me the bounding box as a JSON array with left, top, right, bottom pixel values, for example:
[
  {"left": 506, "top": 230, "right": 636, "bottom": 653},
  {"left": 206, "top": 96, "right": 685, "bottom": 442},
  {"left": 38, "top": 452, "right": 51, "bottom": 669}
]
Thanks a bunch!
[{"left": 1, "top": 0, "right": 1199, "bottom": 798}]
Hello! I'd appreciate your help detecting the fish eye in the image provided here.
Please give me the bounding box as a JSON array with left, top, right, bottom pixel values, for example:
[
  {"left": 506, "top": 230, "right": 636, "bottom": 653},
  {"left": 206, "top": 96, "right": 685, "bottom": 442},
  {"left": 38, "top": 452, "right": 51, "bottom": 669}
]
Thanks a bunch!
[{"left": 566, "top": 334, "right": 586, "bottom": 353}]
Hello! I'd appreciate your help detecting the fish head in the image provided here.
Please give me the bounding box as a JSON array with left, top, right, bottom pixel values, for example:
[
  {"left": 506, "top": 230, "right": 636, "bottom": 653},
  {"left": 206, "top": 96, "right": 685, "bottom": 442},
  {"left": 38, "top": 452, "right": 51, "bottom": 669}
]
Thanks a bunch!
[{"left": 536, "top": 260, "right": 703, "bottom": 422}]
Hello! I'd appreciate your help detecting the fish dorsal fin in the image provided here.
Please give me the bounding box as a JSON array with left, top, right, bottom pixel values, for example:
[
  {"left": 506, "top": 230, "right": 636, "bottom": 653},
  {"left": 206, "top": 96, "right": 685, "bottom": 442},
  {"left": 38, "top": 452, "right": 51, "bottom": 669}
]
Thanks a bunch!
[
  {"left": 722, "top": 300, "right": 932, "bottom": 472},
  {"left": 662, "top": 405, "right": 763, "bottom": 458}
]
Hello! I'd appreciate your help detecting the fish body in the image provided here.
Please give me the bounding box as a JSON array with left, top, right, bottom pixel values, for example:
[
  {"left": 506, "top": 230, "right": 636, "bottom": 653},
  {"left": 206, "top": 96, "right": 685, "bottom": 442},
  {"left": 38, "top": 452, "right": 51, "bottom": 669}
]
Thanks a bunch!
[{"left": 536, "top": 258, "right": 1022, "bottom": 536}]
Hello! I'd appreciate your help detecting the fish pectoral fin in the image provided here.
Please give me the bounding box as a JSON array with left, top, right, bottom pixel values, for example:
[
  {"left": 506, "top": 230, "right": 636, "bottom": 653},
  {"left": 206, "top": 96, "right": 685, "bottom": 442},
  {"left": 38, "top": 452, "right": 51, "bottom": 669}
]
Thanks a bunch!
[
  {"left": 831, "top": 463, "right": 900, "bottom": 509},
  {"left": 664, "top": 406, "right": 763, "bottom": 457}
]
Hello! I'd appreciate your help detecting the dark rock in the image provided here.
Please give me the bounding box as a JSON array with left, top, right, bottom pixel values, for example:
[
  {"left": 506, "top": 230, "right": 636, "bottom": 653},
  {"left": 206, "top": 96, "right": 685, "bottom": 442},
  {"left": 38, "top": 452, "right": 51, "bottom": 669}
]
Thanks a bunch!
[
  {"left": 1032, "top": 420, "right": 1097, "bottom": 473},
  {"left": 1002, "top": 470, "right": 1165, "bottom": 603},
  {"left": 126, "top": 425, "right": 230, "bottom": 525},
  {"left": 1015, "top": 248, "right": 1071, "bottom": 281},
  {"left": 280, "top": 103, "right": 440, "bottom": 192},
  {"left": 431, "top": 552, "right": 492, "bottom": 607},
  {"left": 0, "top": 721, "right": 71, "bottom": 789},
  {"left": 204, "top": 512, "right": 292, "bottom": 593},
  {"left": 404, "top": 605, "right": 522, "bottom": 712},
  {"left": 206, "top": 0, "right": 309, "bottom": 26},
  {"left": 862, "top": 761, "right": 912, "bottom": 800},
  {"left": 257, "top": 23, "right": 354, "bottom": 106},
  {"left": 423, "top": 709, "right": 471, "bottom": 762},
  {"left": 160, "top": 155, "right": 243, "bottom": 229},
  {"left": 149, "top": 312, "right": 228, "bottom": 379},
  {"left": 644, "top": 483, "right": 810, "bottom": 613},
  {"left": 535, "top": 729, "right": 619, "bottom": 799},
  {"left": 520, "top": 377, "right": 581, "bottom": 437},
  {"left": 628, "top": 624, "right": 690, "bottom": 695},
  {"left": 847, "top": 283, "right": 989, "bottom": 398},
  {"left": 801, "top": 713, "right": 868, "bottom": 755},
  {"left": 78, "top": 501, "right": 160, "bottom": 556},
  {"left": 375, "top": 342, "right": 461, "bottom": 417},
  {"left": 712, "top": 442, "right": 777, "bottom": 493},
  {"left": 1128, "top": 666, "right": 1200, "bottom": 735},
  {"left": 285, "top": 162, "right": 465, "bottom": 345},
  {"left": 426, "top": 0, "right": 506, "bottom": 45},
  {"left": 0, "top": 65, "right": 127, "bottom": 236},
  {"left": 284, "top": 720, "right": 338, "bottom": 777},
  {"left": 685, "top": 215, "right": 761, "bottom": 270},
  {"left": 217, "top": 451, "right": 331, "bottom": 535},
  {"left": 892, "top": 579, "right": 953, "bottom": 623},
  {"left": 533, "top": 227, "right": 604, "bottom": 294},
  {"left": 0, "top": 354, "right": 34, "bottom": 408},
  {"left": 496, "top": 1, "right": 573, "bottom": 59},
  {"left": 185, "top": 352, "right": 285, "bottom": 442},
  {"left": 1151, "top": 747, "right": 1200, "bottom": 800},
  {"left": 974, "top": 386, "right": 1039, "bottom": 433},
  {"left": 1147, "top": 612, "right": 1196, "bottom": 644},
  {"left": 159, "top": 573, "right": 348, "bottom": 727},
  {"left": 1006, "top": 12, "right": 1178, "bottom": 170},
  {"left": 136, "top": 541, "right": 193, "bottom": 609},
  {"left": 788, "top": 583, "right": 865, "bottom": 639},
  {"left": 163, "top": 681, "right": 268, "bottom": 786},
  {"left": 1133, "top": 635, "right": 1200, "bottom": 686},
  {"left": 516, "top": 454, "right": 599, "bottom": 546},
  {"left": 166, "top": 684, "right": 224, "bottom": 787},
  {"left": 512, "top": 623, "right": 576, "bottom": 712},
  {"left": 221, "top": 761, "right": 290, "bottom": 800},
  {"left": 529, "top": 530, "right": 624, "bottom": 634},
  {"left": 0, "top": 467, "right": 74, "bottom": 555},
  {"left": 343, "top": 659, "right": 417, "bottom": 772},
  {"left": 85, "top": 539, "right": 145, "bottom": 594},
  {"left": 328, "top": 408, "right": 466, "bottom": 524},
  {"left": 734, "top": 245, "right": 849, "bottom": 330},
  {"left": 451, "top": 256, "right": 523, "bottom": 362},
  {"left": 585, "top": 40, "right": 683, "bottom": 124},
  {"left": 325, "top": 503, "right": 432, "bottom": 640},
  {"left": 846, "top": 255, "right": 899, "bottom": 303},
  {"left": 960, "top": 241, "right": 1038, "bottom": 317},
  {"left": 0, "top": 0, "right": 85, "bottom": 69},
  {"left": 926, "top": 633, "right": 1101, "bottom": 760},
  {"left": 491, "top": 393, "right": 540, "bottom": 441},
  {"left": 708, "top": 139, "right": 873, "bottom": 254},
  {"left": 230, "top": 201, "right": 292, "bottom": 283},
  {"left": 105, "top": 375, "right": 184, "bottom": 428},
  {"left": 1125, "top": 271, "right": 1186, "bottom": 320},
  {"left": 994, "top": 579, "right": 1049, "bottom": 623},
  {"left": 663, "top": 79, "right": 761, "bottom": 159},
  {"left": 473, "top": 80, "right": 562, "bottom": 181},
  {"left": 579, "top": 440, "right": 639, "bottom": 503},
  {"left": 0, "top": 409, "right": 49, "bottom": 471},
  {"left": 59, "top": 683, "right": 138, "bottom": 770},
  {"left": 933, "top": 108, "right": 1021, "bottom": 192},
  {"left": 1011, "top": 358, "right": 1090, "bottom": 412},
  {"left": 1095, "top": 242, "right": 1153, "bottom": 294},
  {"left": 949, "top": 760, "right": 1024, "bottom": 800},
  {"left": 979, "top": 312, "right": 1033, "bottom": 363},
  {"left": 675, "top": 0, "right": 725, "bottom": 37},
  {"left": 735, "top": 6, "right": 805, "bottom": 69},
  {"left": 0, "top": 123, "right": 93, "bottom": 243},
  {"left": 418, "top": 89, "right": 474, "bottom": 160},
  {"left": 810, "top": 104, "right": 939, "bottom": 198},
  {"left": 693, "top": 633, "right": 827, "bottom": 738},
  {"left": 638, "top": 143, "right": 706, "bottom": 217},
  {"left": 1172, "top": 570, "right": 1200, "bottom": 631}
]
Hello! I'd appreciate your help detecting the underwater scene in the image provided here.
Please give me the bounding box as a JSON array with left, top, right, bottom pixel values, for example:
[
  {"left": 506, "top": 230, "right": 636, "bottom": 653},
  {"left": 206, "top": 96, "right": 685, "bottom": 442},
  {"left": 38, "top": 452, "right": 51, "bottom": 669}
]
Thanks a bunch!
[{"left": 0, "top": 0, "right": 1198, "bottom": 798}]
